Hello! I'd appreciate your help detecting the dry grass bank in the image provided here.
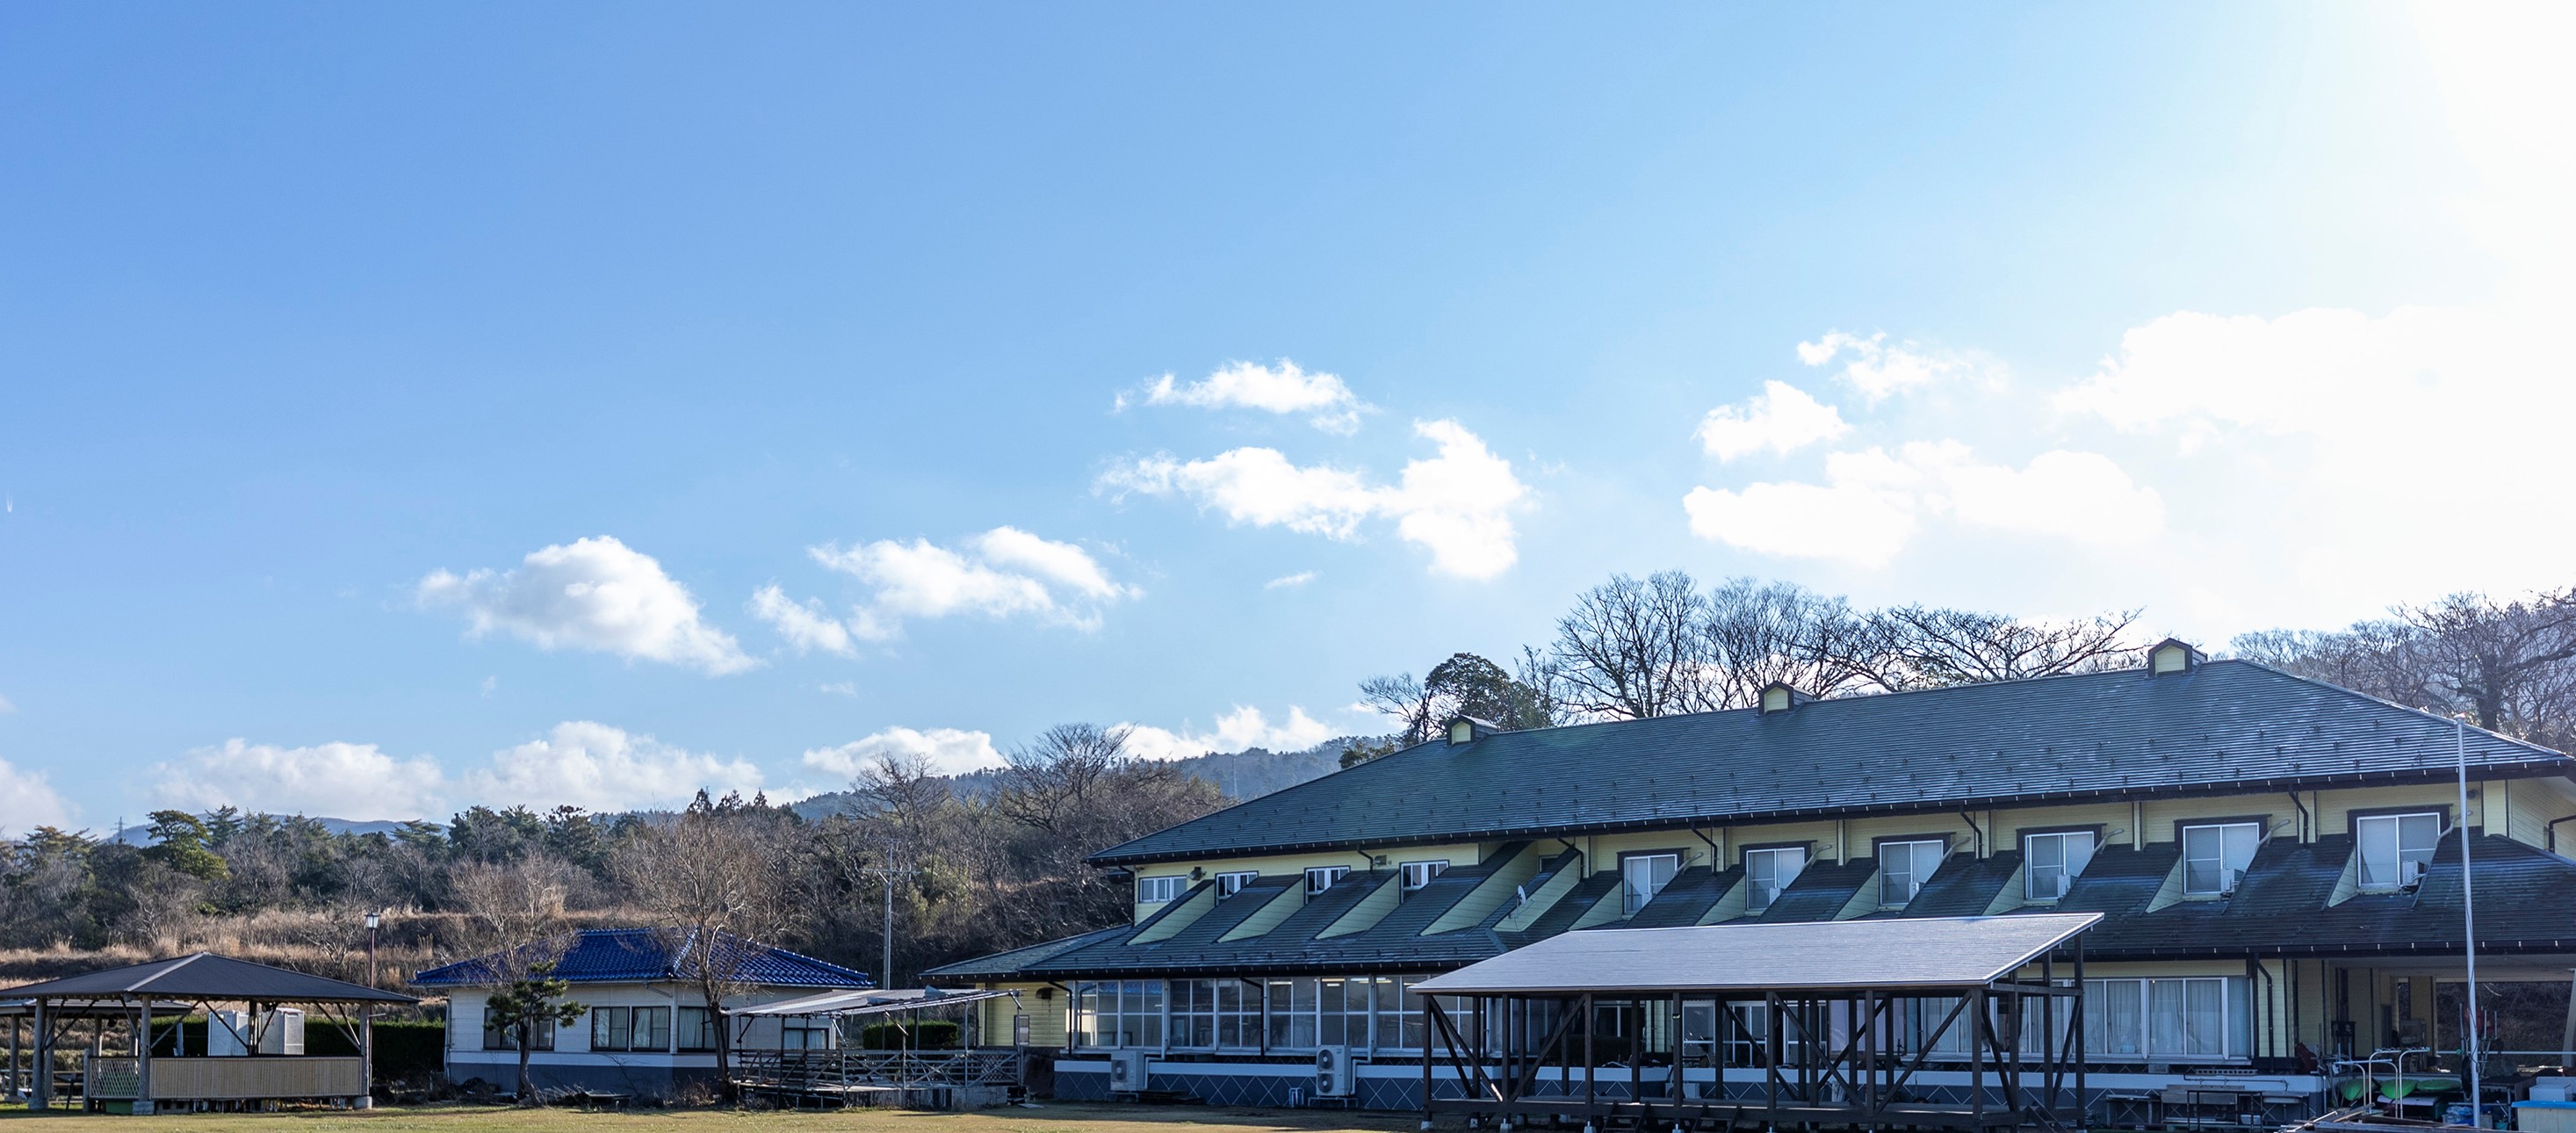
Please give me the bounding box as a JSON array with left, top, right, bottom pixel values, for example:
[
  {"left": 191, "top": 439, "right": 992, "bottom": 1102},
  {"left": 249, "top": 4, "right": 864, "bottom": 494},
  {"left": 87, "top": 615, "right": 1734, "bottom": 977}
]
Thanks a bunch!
[{"left": 0, "top": 1102, "right": 1417, "bottom": 1133}]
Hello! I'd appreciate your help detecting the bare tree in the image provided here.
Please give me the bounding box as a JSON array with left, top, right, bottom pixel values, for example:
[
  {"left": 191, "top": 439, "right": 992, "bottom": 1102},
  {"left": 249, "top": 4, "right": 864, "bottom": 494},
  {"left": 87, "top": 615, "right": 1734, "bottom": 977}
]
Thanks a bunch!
[
  {"left": 1699, "top": 577, "right": 1872, "bottom": 706},
  {"left": 992, "top": 724, "right": 1225, "bottom": 939},
  {"left": 2237, "top": 589, "right": 2576, "bottom": 747},
  {"left": 613, "top": 791, "right": 791, "bottom": 1104},
  {"left": 1357, "top": 674, "right": 1435, "bottom": 747},
  {"left": 1842, "top": 605, "right": 2142, "bottom": 690},
  {"left": 1548, "top": 571, "right": 1715, "bottom": 718}
]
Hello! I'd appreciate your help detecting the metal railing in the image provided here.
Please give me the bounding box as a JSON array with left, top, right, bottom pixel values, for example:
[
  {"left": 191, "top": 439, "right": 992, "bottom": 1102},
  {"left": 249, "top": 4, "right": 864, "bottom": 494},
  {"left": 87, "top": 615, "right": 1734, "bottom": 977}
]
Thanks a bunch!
[{"left": 732, "top": 1049, "right": 1021, "bottom": 1093}]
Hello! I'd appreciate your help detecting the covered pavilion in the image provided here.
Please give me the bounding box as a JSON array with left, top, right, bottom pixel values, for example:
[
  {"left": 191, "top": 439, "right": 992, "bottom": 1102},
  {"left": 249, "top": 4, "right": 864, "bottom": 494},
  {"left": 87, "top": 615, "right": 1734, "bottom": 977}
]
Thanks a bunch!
[
  {"left": 0, "top": 952, "right": 416, "bottom": 1113},
  {"left": 728, "top": 986, "right": 1026, "bottom": 1107},
  {"left": 1412, "top": 913, "right": 2100, "bottom": 1133}
]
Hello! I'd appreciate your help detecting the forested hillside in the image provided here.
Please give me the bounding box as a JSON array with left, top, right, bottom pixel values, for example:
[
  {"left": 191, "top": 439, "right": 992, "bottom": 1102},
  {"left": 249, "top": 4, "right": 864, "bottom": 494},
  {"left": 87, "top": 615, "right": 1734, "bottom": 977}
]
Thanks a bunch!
[{"left": 6, "top": 570, "right": 2567, "bottom": 993}]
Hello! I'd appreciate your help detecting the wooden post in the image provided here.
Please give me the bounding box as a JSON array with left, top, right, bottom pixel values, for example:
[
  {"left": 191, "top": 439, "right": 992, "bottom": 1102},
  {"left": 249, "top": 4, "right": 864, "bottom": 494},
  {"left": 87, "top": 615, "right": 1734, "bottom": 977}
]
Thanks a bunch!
[
  {"left": 28, "top": 999, "right": 46, "bottom": 1111},
  {"left": 1582, "top": 993, "right": 1595, "bottom": 1115},
  {"left": 359, "top": 1006, "right": 376, "bottom": 1109},
  {"left": 1967, "top": 990, "right": 1983, "bottom": 1129},
  {"left": 2075, "top": 936, "right": 2088, "bottom": 1130},
  {"left": 134, "top": 997, "right": 154, "bottom": 1115}
]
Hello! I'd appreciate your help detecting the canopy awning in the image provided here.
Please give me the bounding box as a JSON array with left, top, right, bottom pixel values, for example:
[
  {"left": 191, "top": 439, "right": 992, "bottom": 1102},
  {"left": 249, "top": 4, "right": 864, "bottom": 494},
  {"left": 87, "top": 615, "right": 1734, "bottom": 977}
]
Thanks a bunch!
[
  {"left": 0, "top": 952, "right": 415, "bottom": 1006},
  {"left": 1414, "top": 913, "right": 2101, "bottom": 996},
  {"left": 732, "top": 986, "right": 1019, "bottom": 1018}
]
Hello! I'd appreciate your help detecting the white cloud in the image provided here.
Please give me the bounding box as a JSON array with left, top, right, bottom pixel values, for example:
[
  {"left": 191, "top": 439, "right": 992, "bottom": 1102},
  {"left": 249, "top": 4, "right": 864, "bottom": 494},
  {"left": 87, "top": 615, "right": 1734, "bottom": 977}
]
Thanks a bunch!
[
  {"left": 818, "top": 681, "right": 859, "bottom": 697},
  {"left": 805, "top": 527, "right": 1134, "bottom": 641},
  {"left": 1265, "top": 571, "right": 1317, "bottom": 589},
  {"left": 460, "top": 721, "right": 763, "bottom": 813},
  {"left": 152, "top": 740, "right": 446, "bottom": 821},
  {"left": 1685, "top": 442, "right": 2162, "bottom": 567},
  {"left": 1119, "top": 360, "right": 1368, "bottom": 433},
  {"left": 1117, "top": 705, "right": 1337, "bottom": 761},
  {"left": 418, "top": 536, "right": 756, "bottom": 675},
  {"left": 1100, "top": 419, "right": 1528, "bottom": 580},
  {"left": 0, "top": 692, "right": 13, "bottom": 712},
  {"left": 0, "top": 757, "right": 73, "bottom": 833},
  {"left": 1696, "top": 380, "right": 1850, "bottom": 461},
  {"left": 803, "top": 726, "right": 1005, "bottom": 779},
  {"left": 1797, "top": 330, "right": 1995, "bottom": 403},
  {"left": 748, "top": 584, "right": 855, "bottom": 656}
]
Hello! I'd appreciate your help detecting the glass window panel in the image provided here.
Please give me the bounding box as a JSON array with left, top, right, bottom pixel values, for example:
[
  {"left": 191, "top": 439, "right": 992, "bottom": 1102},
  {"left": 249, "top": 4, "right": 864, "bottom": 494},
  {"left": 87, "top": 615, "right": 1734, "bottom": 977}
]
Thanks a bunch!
[
  {"left": 1622, "top": 854, "right": 1679, "bottom": 916},
  {"left": 1746, "top": 848, "right": 1807, "bottom": 912}
]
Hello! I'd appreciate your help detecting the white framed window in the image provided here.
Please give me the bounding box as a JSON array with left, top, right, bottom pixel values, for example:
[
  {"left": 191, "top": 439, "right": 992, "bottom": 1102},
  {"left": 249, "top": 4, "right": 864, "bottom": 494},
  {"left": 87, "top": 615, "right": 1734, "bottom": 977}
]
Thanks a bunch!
[
  {"left": 1398, "top": 860, "right": 1448, "bottom": 893},
  {"left": 1304, "top": 865, "right": 1351, "bottom": 898},
  {"left": 1620, "top": 853, "right": 1680, "bottom": 916},
  {"left": 1168, "top": 978, "right": 1261, "bottom": 1050},
  {"left": 1214, "top": 870, "right": 1258, "bottom": 898},
  {"left": 2356, "top": 812, "right": 2442, "bottom": 890},
  {"left": 1072, "top": 979, "right": 1165, "bottom": 1049},
  {"left": 2024, "top": 830, "right": 2096, "bottom": 902},
  {"left": 1879, "top": 839, "right": 1946, "bottom": 907},
  {"left": 2182, "top": 822, "right": 2262, "bottom": 896},
  {"left": 2083, "top": 977, "right": 2247, "bottom": 1060},
  {"left": 1136, "top": 875, "right": 1187, "bottom": 904},
  {"left": 1744, "top": 846, "right": 1807, "bottom": 913}
]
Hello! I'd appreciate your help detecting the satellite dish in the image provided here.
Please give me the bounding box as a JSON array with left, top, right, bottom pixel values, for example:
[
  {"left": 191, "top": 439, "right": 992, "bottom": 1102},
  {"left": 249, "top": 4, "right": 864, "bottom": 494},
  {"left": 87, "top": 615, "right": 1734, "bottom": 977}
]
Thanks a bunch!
[{"left": 1514, "top": 884, "right": 1530, "bottom": 906}]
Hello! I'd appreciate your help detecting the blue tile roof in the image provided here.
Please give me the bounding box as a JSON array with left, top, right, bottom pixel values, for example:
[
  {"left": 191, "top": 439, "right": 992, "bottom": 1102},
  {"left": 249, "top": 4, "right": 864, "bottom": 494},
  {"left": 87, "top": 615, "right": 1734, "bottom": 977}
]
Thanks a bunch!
[{"left": 413, "top": 927, "right": 871, "bottom": 989}]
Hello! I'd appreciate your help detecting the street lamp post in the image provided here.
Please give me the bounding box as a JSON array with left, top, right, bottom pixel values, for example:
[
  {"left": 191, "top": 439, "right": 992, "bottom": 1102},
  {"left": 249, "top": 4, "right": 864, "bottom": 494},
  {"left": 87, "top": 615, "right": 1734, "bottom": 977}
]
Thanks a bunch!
[{"left": 364, "top": 910, "right": 383, "bottom": 989}]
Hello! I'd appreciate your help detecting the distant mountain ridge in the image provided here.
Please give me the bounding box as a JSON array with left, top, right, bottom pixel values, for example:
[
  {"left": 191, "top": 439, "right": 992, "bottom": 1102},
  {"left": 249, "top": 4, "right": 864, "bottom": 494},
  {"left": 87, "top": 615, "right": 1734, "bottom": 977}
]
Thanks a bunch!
[
  {"left": 789, "top": 735, "right": 1364, "bottom": 821},
  {"left": 104, "top": 817, "right": 414, "bottom": 846}
]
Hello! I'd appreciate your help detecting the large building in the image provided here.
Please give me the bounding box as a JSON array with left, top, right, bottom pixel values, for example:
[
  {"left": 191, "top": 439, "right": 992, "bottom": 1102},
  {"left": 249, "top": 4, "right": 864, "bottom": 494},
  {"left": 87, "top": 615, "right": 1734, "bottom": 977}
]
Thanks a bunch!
[{"left": 929, "top": 644, "right": 2576, "bottom": 1115}]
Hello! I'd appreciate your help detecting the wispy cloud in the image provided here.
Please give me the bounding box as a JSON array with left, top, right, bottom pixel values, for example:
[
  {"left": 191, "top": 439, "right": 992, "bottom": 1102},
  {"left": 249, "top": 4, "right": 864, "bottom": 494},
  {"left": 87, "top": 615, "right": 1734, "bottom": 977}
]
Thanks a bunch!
[
  {"left": 1100, "top": 419, "right": 1529, "bottom": 580},
  {"left": 1265, "top": 571, "right": 1317, "bottom": 589},
  {"left": 1117, "top": 359, "right": 1369, "bottom": 433},
  {"left": 762, "top": 527, "right": 1137, "bottom": 646}
]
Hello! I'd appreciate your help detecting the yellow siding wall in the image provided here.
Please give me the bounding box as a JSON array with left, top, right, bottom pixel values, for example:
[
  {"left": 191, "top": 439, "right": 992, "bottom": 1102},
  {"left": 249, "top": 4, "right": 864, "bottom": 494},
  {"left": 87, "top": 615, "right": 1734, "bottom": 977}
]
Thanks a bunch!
[
  {"left": 2505, "top": 776, "right": 2576, "bottom": 851},
  {"left": 1130, "top": 844, "right": 1483, "bottom": 922},
  {"left": 973, "top": 984, "right": 1065, "bottom": 1049},
  {"left": 2314, "top": 783, "right": 2482, "bottom": 836}
]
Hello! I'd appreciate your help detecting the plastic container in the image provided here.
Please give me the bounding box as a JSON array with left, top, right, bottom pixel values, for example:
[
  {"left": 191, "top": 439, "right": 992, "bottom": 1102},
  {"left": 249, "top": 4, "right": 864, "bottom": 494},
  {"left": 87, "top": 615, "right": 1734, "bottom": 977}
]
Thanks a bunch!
[{"left": 2515, "top": 1100, "right": 2576, "bottom": 1133}]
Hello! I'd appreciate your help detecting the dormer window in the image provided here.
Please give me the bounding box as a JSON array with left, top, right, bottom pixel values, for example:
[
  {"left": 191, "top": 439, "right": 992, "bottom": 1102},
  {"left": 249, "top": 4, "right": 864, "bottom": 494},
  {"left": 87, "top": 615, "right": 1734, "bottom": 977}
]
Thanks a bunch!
[
  {"left": 1214, "top": 870, "right": 1258, "bottom": 898},
  {"left": 2149, "top": 639, "right": 2203, "bottom": 675},
  {"left": 1303, "top": 865, "right": 1351, "bottom": 898},
  {"left": 2024, "top": 830, "right": 2096, "bottom": 902},
  {"left": 1136, "top": 876, "right": 1187, "bottom": 905},
  {"left": 2182, "top": 822, "right": 2260, "bottom": 896},
  {"left": 1448, "top": 719, "right": 1475, "bottom": 745},
  {"left": 2356, "top": 812, "right": 2441, "bottom": 891},
  {"left": 1758, "top": 682, "right": 1805, "bottom": 714}
]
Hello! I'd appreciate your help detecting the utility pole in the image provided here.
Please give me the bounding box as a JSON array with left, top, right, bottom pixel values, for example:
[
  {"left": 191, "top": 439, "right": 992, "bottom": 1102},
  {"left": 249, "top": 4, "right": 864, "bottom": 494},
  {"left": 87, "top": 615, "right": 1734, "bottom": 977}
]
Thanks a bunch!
[
  {"left": 856, "top": 869, "right": 898, "bottom": 989},
  {"left": 2456, "top": 714, "right": 2483, "bottom": 1128}
]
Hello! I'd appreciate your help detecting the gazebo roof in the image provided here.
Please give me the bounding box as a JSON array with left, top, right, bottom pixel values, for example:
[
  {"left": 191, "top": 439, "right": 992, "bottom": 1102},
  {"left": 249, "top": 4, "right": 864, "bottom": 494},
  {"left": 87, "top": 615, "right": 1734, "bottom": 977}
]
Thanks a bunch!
[
  {"left": 1413, "top": 913, "right": 2101, "bottom": 996},
  {"left": 0, "top": 952, "right": 416, "bottom": 1005}
]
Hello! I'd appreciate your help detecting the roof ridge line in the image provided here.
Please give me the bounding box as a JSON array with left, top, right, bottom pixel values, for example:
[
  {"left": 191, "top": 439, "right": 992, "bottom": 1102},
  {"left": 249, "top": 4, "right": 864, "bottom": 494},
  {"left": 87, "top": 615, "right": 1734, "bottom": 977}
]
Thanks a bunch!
[{"left": 131, "top": 952, "right": 208, "bottom": 993}]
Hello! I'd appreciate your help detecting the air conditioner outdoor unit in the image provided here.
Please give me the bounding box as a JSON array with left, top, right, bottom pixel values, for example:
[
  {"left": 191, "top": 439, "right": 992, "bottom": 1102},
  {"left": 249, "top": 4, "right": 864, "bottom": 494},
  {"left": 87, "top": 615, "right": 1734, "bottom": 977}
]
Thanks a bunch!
[
  {"left": 2219, "top": 869, "right": 2240, "bottom": 896},
  {"left": 206, "top": 1008, "right": 305, "bottom": 1057},
  {"left": 1108, "top": 1050, "right": 1149, "bottom": 1093},
  {"left": 2400, "top": 860, "right": 2427, "bottom": 889},
  {"left": 1314, "top": 1045, "right": 1357, "bottom": 1098}
]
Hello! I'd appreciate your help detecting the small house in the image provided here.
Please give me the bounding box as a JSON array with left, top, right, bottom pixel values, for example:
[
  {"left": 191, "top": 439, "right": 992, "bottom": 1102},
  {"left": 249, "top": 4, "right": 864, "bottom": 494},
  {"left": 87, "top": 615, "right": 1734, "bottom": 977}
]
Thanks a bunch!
[{"left": 415, "top": 927, "right": 870, "bottom": 1099}]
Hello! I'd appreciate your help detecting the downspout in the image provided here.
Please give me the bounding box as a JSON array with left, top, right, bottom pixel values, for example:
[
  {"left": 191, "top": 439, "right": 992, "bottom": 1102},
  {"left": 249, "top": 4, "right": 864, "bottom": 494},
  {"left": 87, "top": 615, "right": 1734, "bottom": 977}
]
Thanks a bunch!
[
  {"left": 2547, "top": 814, "right": 2576, "bottom": 855},
  {"left": 1959, "top": 811, "right": 1987, "bottom": 858},
  {"left": 1689, "top": 826, "right": 1723, "bottom": 869},
  {"left": 2287, "top": 792, "right": 2312, "bottom": 843}
]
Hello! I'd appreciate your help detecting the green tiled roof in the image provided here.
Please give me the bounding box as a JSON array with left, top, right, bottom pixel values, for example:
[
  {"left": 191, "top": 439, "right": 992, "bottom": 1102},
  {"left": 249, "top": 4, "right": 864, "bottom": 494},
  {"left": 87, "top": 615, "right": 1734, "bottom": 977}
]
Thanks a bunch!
[{"left": 1092, "top": 660, "right": 2567, "bottom": 867}]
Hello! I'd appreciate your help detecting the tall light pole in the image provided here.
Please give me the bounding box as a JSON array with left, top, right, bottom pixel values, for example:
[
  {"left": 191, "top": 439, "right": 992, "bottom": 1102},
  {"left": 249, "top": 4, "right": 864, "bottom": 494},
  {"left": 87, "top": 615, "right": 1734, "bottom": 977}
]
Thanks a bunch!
[
  {"left": 855, "top": 869, "right": 898, "bottom": 989},
  {"left": 2454, "top": 715, "right": 2483, "bottom": 1128},
  {"left": 364, "top": 910, "right": 383, "bottom": 989}
]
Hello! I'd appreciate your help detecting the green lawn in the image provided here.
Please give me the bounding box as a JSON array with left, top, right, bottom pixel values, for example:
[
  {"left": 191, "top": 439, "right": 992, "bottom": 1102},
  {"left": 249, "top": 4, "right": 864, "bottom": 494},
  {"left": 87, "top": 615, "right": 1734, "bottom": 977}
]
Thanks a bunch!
[{"left": 0, "top": 1102, "right": 1418, "bottom": 1133}]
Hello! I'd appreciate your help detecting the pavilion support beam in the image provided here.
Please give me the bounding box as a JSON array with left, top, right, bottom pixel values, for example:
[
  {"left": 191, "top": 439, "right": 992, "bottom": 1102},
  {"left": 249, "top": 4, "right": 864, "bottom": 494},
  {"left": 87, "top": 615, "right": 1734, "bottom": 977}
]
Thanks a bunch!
[{"left": 29, "top": 999, "right": 46, "bottom": 1111}]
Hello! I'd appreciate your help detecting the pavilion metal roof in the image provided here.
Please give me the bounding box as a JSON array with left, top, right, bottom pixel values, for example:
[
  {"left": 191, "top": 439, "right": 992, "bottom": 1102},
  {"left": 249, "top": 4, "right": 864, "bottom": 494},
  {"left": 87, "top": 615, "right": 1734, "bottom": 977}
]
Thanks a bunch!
[
  {"left": 732, "top": 987, "right": 1019, "bottom": 1017},
  {"left": 0, "top": 953, "right": 416, "bottom": 1005},
  {"left": 1411, "top": 913, "right": 2102, "bottom": 995}
]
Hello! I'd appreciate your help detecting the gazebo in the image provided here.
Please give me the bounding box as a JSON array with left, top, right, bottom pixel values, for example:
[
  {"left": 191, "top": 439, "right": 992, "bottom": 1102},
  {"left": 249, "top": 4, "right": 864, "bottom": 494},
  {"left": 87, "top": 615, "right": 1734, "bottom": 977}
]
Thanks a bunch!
[
  {"left": 1412, "top": 913, "right": 2100, "bottom": 1133},
  {"left": 0, "top": 952, "right": 416, "bottom": 1113}
]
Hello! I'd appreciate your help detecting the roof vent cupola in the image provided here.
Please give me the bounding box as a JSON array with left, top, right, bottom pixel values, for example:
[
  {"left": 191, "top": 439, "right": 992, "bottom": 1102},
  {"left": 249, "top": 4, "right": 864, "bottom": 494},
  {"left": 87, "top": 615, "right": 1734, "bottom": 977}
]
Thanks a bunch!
[
  {"left": 2147, "top": 638, "right": 2204, "bottom": 676},
  {"left": 1757, "top": 682, "right": 1808, "bottom": 715},
  {"left": 1445, "top": 716, "right": 1501, "bottom": 745}
]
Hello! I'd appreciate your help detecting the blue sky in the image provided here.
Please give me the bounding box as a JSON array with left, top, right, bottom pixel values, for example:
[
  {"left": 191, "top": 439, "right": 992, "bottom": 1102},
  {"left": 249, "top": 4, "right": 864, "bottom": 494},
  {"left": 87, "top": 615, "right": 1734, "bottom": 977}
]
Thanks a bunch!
[{"left": 4, "top": 4, "right": 2571, "bottom": 828}]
